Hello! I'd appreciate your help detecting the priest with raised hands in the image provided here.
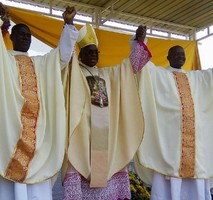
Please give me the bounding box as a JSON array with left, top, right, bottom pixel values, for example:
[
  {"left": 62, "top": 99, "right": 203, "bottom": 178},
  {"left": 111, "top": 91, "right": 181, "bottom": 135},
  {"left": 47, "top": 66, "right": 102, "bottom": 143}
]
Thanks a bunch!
[
  {"left": 62, "top": 23, "right": 151, "bottom": 200},
  {"left": 0, "top": 3, "right": 78, "bottom": 200},
  {"left": 132, "top": 29, "right": 213, "bottom": 200}
]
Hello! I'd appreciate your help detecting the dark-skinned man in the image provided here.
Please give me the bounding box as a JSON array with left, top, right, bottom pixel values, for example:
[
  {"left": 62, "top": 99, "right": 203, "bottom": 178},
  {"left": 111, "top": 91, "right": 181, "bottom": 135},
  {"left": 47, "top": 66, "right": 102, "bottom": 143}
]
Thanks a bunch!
[
  {"left": 166, "top": 45, "right": 186, "bottom": 71},
  {"left": 132, "top": 31, "right": 213, "bottom": 199},
  {"left": 62, "top": 23, "right": 151, "bottom": 200},
  {"left": 0, "top": 4, "right": 78, "bottom": 200}
]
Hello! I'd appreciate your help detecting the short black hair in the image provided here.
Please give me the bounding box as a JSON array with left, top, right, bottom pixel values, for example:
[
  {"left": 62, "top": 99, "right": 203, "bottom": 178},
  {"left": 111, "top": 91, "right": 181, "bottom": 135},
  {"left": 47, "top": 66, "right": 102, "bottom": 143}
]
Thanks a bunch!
[
  {"left": 11, "top": 23, "right": 30, "bottom": 36},
  {"left": 168, "top": 45, "right": 183, "bottom": 56}
]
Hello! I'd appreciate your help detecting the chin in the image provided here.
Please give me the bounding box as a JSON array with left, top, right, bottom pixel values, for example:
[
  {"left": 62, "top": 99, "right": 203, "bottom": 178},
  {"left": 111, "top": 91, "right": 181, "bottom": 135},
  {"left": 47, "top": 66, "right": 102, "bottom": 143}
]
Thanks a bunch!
[
  {"left": 87, "top": 64, "right": 94, "bottom": 68},
  {"left": 91, "top": 62, "right": 97, "bottom": 67},
  {"left": 19, "top": 49, "right": 29, "bottom": 52}
]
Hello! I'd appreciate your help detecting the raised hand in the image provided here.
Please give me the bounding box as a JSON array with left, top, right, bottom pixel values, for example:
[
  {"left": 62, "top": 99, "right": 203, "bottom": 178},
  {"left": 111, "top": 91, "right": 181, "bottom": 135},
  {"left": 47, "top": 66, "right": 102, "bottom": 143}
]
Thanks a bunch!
[
  {"left": 0, "top": 2, "right": 5, "bottom": 15},
  {"left": 0, "top": 3, "right": 6, "bottom": 19},
  {"left": 62, "top": 6, "right": 76, "bottom": 25},
  {"left": 0, "top": 3, "right": 10, "bottom": 31},
  {"left": 135, "top": 25, "right": 147, "bottom": 42}
]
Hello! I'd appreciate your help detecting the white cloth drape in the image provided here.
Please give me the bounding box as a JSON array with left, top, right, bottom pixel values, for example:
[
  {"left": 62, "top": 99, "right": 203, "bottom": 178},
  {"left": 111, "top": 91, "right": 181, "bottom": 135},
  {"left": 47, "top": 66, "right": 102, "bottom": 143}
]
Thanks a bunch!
[
  {"left": 0, "top": 177, "right": 52, "bottom": 200},
  {"left": 135, "top": 61, "right": 213, "bottom": 199},
  {"left": 0, "top": 19, "right": 78, "bottom": 199},
  {"left": 136, "top": 61, "right": 213, "bottom": 179},
  {"left": 151, "top": 173, "right": 211, "bottom": 200}
]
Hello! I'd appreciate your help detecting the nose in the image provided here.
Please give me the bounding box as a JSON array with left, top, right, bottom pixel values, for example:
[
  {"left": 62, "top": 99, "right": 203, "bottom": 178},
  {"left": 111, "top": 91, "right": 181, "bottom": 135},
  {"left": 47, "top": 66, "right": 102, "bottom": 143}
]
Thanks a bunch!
[
  {"left": 179, "top": 55, "right": 185, "bottom": 59},
  {"left": 22, "top": 33, "right": 30, "bottom": 40}
]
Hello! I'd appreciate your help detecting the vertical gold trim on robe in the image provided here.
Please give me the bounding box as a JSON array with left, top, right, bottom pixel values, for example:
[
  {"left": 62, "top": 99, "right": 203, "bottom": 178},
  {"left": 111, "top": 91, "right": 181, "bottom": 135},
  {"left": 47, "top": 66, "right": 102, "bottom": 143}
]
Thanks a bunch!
[
  {"left": 5, "top": 55, "right": 40, "bottom": 182},
  {"left": 173, "top": 71, "right": 195, "bottom": 178}
]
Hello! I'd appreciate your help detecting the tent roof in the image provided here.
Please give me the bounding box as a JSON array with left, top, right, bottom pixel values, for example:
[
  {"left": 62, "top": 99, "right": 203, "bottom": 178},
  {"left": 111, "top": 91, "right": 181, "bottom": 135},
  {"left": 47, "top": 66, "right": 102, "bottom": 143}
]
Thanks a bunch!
[{"left": 7, "top": 0, "right": 213, "bottom": 40}]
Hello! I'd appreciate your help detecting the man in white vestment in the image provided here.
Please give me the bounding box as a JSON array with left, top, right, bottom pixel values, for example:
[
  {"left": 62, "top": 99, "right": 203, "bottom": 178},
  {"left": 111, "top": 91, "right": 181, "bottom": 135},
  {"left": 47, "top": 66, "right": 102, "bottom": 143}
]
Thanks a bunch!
[
  {"left": 0, "top": 4, "right": 78, "bottom": 200},
  {"left": 62, "top": 23, "right": 151, "bottom": 200},
  {"left": 131, "top": 34, "right": 213, "bottom": 200}
]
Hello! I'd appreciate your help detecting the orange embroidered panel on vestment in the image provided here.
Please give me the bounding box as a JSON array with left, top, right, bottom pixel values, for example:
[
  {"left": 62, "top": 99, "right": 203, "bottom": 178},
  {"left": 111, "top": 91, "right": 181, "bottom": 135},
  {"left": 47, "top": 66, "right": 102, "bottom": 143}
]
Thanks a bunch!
[
  {"left": 173, "top": 71, "right": 195, "bottom": 178},
  {"left": 5, "top": 55, "right": 40, "bottom": 182}
]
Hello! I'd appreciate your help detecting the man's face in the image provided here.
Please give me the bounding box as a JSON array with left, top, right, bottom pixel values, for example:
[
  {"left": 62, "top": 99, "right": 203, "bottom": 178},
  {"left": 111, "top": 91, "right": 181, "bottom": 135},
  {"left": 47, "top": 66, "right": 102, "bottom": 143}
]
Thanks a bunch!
[
  {"left": 167, "top": 46, "right": 186, "bottom": 69},
  {"left": 80, "top": 44, "right": 99, "bottom": 67},
  {"left": 11, "top": 26, "right": 31, "bottom": 52}
]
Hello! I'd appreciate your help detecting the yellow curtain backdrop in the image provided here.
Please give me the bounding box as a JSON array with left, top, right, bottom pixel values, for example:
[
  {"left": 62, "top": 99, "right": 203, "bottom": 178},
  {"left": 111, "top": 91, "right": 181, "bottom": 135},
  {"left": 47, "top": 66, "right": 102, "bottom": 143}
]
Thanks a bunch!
[{"left": 3, "top": 6, "right": 200, "bottom": 70}]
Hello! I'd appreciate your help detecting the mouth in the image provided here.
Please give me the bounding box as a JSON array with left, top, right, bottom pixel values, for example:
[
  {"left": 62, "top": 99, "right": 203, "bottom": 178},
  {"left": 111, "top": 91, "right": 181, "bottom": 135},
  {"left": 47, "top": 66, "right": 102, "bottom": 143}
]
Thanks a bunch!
[
  {"left": 91, "top": 59, "right": 97, "bottom": 62},
  {"left": 20, "top": 42, "right": 30, "bottom": 48},
  {"left": 90, "top": 58, "right": 98, "bottom": 63},
  {"left": 177, "top": 59, "right": 185, "bottom": 63},
  {"left": 22, "top": 43, "right": 29, "bottom": 47}
]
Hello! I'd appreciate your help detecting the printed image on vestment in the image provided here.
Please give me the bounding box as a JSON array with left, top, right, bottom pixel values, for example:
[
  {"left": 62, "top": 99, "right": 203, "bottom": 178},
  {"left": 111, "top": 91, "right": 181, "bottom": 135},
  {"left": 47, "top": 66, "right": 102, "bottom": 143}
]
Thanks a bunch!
[{"left": 86, "top": 76, "right": 108, "bottom": 107}]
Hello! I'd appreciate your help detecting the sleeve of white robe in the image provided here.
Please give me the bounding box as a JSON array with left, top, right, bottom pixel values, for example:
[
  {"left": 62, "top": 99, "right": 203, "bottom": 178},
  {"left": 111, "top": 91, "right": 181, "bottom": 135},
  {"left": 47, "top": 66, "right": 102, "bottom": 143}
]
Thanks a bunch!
[{"left": 59, "top": 24, "right": 79, "bottom": 69}]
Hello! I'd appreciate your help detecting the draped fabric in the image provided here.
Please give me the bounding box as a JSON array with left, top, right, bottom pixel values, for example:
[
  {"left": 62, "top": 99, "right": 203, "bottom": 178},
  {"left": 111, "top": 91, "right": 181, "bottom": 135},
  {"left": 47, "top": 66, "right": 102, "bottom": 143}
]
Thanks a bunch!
[
  {"left": 3, "top": 6, "right": 200, "bottom": 70},
  {"left": 135, "top": 61, "right": 213, "bottom": 185},
  {"left": 0, "top": 19, "right": 66, "bottom": 183},
  {"left": 62, "top": 54, "right": 144, "bottom": 186},
  {"left": 147, "top": 37, "right": 201, "bottom": 70}
]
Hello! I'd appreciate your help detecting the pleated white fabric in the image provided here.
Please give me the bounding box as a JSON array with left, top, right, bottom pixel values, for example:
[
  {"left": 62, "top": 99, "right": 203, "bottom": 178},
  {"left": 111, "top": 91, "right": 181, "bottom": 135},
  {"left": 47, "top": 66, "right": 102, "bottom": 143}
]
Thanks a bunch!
[
  {"left": 0, "top": 20, "right": 78, "bottom": 184},
  {"left": 135, "top": 61, "right": 213, "bottom": 179},
  {"left": 151, "top": 173, "right": 211, "bottom": 200},
  {"left": 135, "top": 62, "right": 213, "bottom": 200},
  {"left": 0, "top": 176, "right": 52, "bottom": 200}
]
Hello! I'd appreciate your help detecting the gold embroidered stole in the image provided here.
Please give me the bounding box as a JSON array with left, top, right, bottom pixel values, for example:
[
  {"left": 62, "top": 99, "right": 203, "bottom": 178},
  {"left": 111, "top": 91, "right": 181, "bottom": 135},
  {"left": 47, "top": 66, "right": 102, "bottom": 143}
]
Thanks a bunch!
[
  {"left": 173, "top": 71, "right": 195, "bottom": 177},
  {"left": 5, "top": 55, "right": 39, "bottom": 182}
]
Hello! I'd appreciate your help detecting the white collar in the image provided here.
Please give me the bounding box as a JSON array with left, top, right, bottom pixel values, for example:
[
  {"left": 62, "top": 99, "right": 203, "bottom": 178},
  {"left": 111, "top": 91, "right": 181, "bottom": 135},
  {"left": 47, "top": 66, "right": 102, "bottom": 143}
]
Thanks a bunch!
[
  {"left": 166, "top": 66, "right": 185, "bottom": 73},
  {"left": 8, "top": 50, "right": 29, "bottom": 56}
]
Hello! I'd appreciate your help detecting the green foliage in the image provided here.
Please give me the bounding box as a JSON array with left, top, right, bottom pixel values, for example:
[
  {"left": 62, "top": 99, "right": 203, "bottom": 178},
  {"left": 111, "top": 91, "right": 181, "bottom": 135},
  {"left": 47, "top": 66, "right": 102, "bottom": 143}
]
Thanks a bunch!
[{"left": 129, "top": 171, "right": 151, "bottom": 200}]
